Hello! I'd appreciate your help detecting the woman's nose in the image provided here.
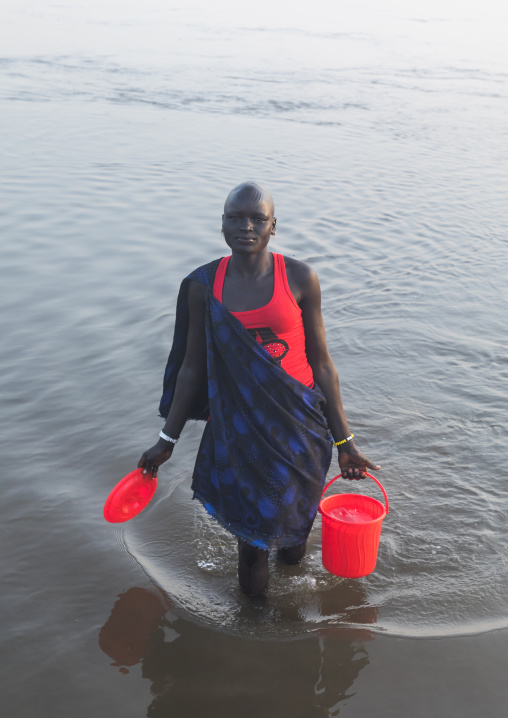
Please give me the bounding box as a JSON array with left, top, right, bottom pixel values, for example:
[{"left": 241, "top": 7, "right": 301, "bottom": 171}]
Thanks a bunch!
[{"left": 239, "top": 216, "right": 253, "bottom": 230}]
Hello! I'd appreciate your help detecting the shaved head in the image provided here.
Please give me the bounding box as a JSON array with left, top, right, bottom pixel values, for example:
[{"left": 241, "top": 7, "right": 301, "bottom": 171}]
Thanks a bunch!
[{"left": 224, "top": 182, "right": 275, "bottom": 216}]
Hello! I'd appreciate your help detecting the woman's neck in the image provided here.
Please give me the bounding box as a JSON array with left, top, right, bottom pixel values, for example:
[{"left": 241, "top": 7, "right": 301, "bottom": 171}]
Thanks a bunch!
[{"left": 228, "top": 250, "right": 273, "bottom": 279}]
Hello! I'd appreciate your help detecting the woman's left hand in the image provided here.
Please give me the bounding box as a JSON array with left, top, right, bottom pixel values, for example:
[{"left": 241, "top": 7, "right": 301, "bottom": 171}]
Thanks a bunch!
[{"left": 338, "top": 442, "right": 381, "bottom": 480}]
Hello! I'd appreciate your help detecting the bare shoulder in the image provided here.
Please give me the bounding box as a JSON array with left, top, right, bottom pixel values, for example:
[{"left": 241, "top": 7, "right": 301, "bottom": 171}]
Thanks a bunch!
[{"left": 283, "top": 255, "right": 320, "bottom": 303}]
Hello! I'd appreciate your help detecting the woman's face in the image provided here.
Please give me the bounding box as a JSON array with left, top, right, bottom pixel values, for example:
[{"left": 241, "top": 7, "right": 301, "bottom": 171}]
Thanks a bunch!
[{"left": 222, "top": 190, "right": 276, "bottom": 255}]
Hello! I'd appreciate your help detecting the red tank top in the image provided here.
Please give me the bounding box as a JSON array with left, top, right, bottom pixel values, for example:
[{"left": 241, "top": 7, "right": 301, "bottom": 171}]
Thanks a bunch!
[{"left": 213, "top": 253, "right": 314, "bottom": 388}]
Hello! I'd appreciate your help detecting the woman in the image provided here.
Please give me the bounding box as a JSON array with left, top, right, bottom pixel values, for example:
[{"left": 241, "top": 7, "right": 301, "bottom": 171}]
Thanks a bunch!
[{"left": 138, "top": 182, "right": 380, "bottom": 596}]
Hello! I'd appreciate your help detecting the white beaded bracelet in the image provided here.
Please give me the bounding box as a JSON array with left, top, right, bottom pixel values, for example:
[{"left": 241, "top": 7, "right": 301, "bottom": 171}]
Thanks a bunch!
[{"left": 159, "top": 430, "right": 179, "bottom": 444}]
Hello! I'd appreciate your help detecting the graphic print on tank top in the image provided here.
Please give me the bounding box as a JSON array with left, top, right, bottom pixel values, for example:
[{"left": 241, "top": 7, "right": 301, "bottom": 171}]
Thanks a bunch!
[{"left": 247, "top": 327, "right": 289, "bottom": 364}]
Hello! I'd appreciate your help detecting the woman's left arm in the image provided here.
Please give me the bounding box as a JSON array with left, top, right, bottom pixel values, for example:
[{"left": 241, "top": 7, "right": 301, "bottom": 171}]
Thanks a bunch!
[{"left": 290, "top": 260, "right": 381, "bottom": 480}]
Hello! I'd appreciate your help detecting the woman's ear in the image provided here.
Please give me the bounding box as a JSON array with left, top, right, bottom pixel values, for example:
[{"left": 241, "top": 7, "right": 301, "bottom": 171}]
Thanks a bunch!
[{"left": 271, "top": 217, "right": 277, "bottom": 236}]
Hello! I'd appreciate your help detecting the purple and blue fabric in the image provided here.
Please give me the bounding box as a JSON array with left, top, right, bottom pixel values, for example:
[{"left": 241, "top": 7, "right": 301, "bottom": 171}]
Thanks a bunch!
[{"left": 160, "top": 260, "right": 333, "bottom": 550}]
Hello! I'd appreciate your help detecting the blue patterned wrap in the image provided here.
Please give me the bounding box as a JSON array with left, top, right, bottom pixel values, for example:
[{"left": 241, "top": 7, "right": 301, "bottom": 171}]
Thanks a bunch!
[{"left": 159, "top": 259, "right": 333, "bottom": 550}]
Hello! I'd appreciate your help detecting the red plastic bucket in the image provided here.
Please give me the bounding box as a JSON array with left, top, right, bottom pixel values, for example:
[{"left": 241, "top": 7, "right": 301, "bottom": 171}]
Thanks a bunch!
[{"left": 318, "top": 472, "right": 389, "bottom": 578}]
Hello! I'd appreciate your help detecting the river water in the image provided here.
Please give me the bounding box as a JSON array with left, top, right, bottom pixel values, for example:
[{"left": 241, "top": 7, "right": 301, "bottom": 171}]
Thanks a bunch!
[{"left": 1, "top": 1, "right": 507, "bottom": 716}]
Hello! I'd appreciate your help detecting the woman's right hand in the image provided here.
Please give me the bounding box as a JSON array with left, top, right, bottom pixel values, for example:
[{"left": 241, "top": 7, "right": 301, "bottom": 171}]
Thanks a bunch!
[{"left": 137, "top": 438, "right": 174, "bottom": 478}]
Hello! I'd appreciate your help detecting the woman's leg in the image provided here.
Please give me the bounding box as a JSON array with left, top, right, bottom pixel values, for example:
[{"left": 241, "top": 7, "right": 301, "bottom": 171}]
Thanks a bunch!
[
  {"left": 237, "top": 540, "right": 269, "bottom": 596},
  {"left": 277, "top": 540, "right": 307, "bottom": 565}
]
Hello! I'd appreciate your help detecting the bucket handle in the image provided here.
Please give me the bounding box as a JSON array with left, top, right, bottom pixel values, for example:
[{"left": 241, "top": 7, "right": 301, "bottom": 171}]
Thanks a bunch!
[{"left": 321, "top": 472, "right": 389, "bottom": 515}]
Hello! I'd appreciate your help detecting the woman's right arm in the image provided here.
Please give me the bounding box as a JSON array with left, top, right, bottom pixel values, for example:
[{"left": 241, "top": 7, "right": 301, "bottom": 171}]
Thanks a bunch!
[{"left": 137, "top": 280, "right": 208, "bottom": 477}]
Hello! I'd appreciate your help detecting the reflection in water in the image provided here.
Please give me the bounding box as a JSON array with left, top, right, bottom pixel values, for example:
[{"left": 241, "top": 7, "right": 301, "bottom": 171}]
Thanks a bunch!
[
  {"left": 99, "top": 586, "right": 375, "bottom": 716},
  {"left": 318, "top": 581, "right": 378, "bottom": 638},
  {"left": 98, "top": 587, "right": 170, "bottom": 673}
]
